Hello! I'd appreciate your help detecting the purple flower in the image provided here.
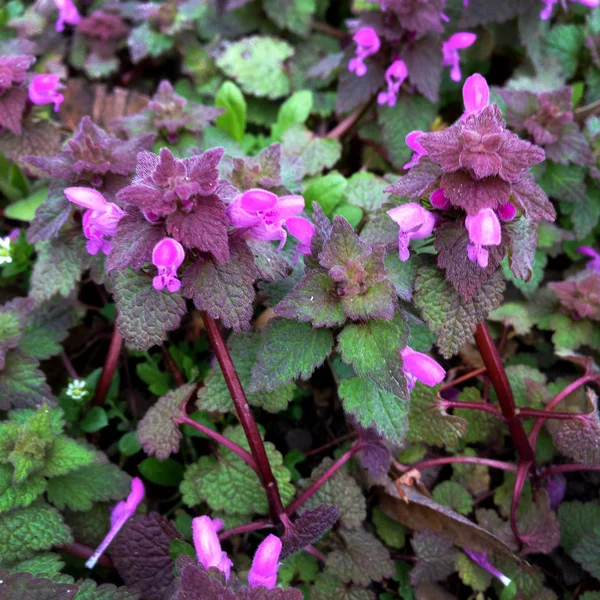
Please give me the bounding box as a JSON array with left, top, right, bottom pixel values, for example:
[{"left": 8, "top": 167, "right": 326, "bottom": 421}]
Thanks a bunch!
[
  {"left": 404, "top": 131, "right": 428, "bottom": 170},
  {"left": 284, "top": 216, "right": 315, "bottom": 263},
  {"left": 53, "top": 0, "right": 81, "bottom": 32},
  {"left": 86, "top": 477, "right": 144, "bottom": 569},
  {"left": 497, "top": 202, "right": 517, "bottom": 221},
  {"left": 28, "top": 75, "right": 64, "bottom": 112},
  {"left": 466, "top": 208, "right": 501, "bottom": 268},
  {"left": 464, "top": 551, "right": 512, "bottom": 587},
  {"left": 387, "top": 202, "right": 435, "bottom": 262},
  {"left": 430, "top": 188, "right": 451, "bottom": 210},
  {"left": 64, "top": 187, "right": 124, "bottom": 256},
  {"left": 228, "top": 189, "right": 305, "bottom": 248},
  {"left": 401, "top": 345, "right": 446, "bottom": 389},
  {"left": 540, "top": 0, "right": 599, "bottom": 20},
  {"left": 348, "top": 27, "right": 381, "bottom": 77},
  {"left": 462, "top": 73, "right": 489, "bottom": 119},
  {"left": 546, "top": 474, "right": 567, "bottom": 510},
  {"left": 578, "top": 246, "right": 600, "bottom": 272},
  {"left": 192, "top": 516, "right": 233, "bottom": 580},
  {"left": 377, "top": 60, "right": 408, "bottom": 108},
  {"left": 248, "top": 534, "right": 282, "bottom": 589},
  {"left": 442, "top": 33, "right": 477, "bottom": 82},
  {"left": 152, "top": 238, "right": 185, "bottom": 293}
]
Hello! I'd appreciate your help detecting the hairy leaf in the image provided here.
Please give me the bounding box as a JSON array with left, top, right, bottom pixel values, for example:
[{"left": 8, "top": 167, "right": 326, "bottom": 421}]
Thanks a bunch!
[
  {"left": 0, "top": 570, "right": 77, "bottom": 599},
  {"left": 281, "top": 126, "right": 341, "bottom": 178},
  {"left": 41, "top": 436, "right": 96, "bottom": 478},
  {"left": 410, "top": 530, "right": 457, "bottom": 586},
  {"left": 263, "top": 0, "right": 316, "bottom": 36},
  {"left": 0, "top": 350, "right": 55, "bottom": 410},
  {"left": 431, "top": 482, "right": 473, "bottom": 516},
  {"left": 519, "top": 490, "right": 560, "bottom": 555}
]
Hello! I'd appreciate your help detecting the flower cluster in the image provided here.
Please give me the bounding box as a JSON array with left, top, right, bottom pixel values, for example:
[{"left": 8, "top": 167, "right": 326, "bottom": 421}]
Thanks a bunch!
[
  {"left": 28, "top": 74, "right": 64, "bottom": 112},
  {"left": 387, "top": 74, "right": 553, "bottom": 278},
  {"left": 0, "top": 54, "right": 35, "bottom": 135},
  {"left": 193, "top": 515, "right": 282, "bottom": 589}
]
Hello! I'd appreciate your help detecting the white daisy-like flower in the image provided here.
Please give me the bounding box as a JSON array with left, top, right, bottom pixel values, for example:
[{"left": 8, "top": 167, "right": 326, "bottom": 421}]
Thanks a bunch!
[
  {"left": 0, "top": 237, "right": 12, "bottom": 265},
  {"left": 66, "top": 379, "right": 88, "bottom": 400}
]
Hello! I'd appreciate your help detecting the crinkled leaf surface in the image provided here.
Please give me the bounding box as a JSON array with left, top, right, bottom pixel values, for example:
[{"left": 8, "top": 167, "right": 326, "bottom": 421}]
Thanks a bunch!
[
  {"left": 0, "top": 570, "right": 77, "bottom": 599},
  {"left": 410, "top": 530, "right": 457, "bottom": 586},
  {"left": 0, "top": 350, "right": 55, "bottom": 410}
]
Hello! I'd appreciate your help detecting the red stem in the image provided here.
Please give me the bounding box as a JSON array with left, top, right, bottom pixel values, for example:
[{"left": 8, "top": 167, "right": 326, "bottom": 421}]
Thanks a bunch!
[
  {"left": 474, "top": 323, "right": 535, "bottom": 463},
  {"left": 91, "top": 327, "right": 123, "bottom": 407},
  {"left": 219, "top": 518, "right": 271, "bottom": 541},
  {"left": 286, "top": 442, "right": 362, "bottom": 516},
  {"left": 517, "top": 408, "right": 587, "bottom": 421},
  {"left": 410, "top": 456, "right": 518, "bottom": 473},
  {"left": 305, "top": 431, "right": 358, "bottom": 457},
  {"left": 529, "top": 375, "right": 593, "bottom": 447},
  {"left": 326, "top": 99, "right": 374, "bottom": 139},
  {"left": 177, "top": 415, "right": 257, "bottom": 471},
  {"left": 439, "top": 399, "right": 505, "bottom": 419},
  {"left": 510, "top": 461, "right": 531, "bottom": 543},
  {"left": 539, "top": 463, "right": 600, "bottom": 478},
  {"left": 201, "top": 313, "right": 285, "bottom": 523},
  {"left": 59, "top": 542, "right": 113, "bottom": 568}
]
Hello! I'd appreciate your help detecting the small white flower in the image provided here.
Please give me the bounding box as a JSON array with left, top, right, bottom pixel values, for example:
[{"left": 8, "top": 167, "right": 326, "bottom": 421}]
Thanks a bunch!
[
  {"left": 66, "top": 379, "right": 88, "bottom": 400},
  {"left": 0, "top": 237, "right": 12, "bottom": 265}
]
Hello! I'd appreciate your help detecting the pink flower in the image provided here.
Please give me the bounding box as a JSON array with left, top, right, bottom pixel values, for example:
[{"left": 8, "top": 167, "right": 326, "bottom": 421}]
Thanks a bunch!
[
  {"left": 284, "top": 216, "right": 315, "bottom": 263},
  {"left": 578, "top": 246, "right": 600, "bottom": 272},
  {"left": 248, "top": 534, "right": 282, "bottom": 589},
  {"left": 53, "top": 0, "right": 81, "bottom": 32},
  {"left": 377, "top": 60, "right": 408, "bottom": 108},
  {"left": 540, "top": 0, "right": 599, "bottom": 20},
  {"left": 462, "top": 73, "right": 489, "bottom": 119},
  {"left": 464, "top": 551, "right": 512, "bottom": 587},
  {"left": 442, "top": 33, "right": 477, "bottom": 82},
  {"left": 86, "top": 477, "right": 144, "bottom": 569},
  {"left": 387, "top": 202, "right": 435, "bottom": 262},
  {"left": 348, "top": 27, "right": 381, "bottom": 77},
  {"left": 400, "top": 346, "right": 445, "bottom": 390},
  {"left": 64, "top": 187, "right": 124, "bottom": 256},
  {"left": 228, "top": 189, "right": 305, "bottom": 249},
  {"left": 152, "top": 238, "right": 185, "bottom": 293},
  {"left": 430, "top": 188, "right": 451, "bottom": 210},
  {"left": 497, "top": 203, "right": 517, "bottom": 222},
  {"left": 465, "top": 208, "right": 501, "bottom": 269},
  {"left": 192, "top": 516, "right": 233, "bottom": 580},
  {"left": 28, "top": 75, "right": 64, "bottom": 112},
  {"left": 404, "top": 131, "right": 428, "bottom": 170}
]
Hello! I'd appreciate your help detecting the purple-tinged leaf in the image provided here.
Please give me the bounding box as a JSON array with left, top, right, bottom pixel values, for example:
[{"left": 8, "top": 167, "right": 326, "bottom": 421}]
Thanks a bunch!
[
  {"left": 0, "top": 297, "right": 34, "bottom": 369},
  {"left": 384, "top": 159, "right": 442, "bottom": 200},
  {"left": 0, "top": 350, "right": 55, "bottom": 410},
  {"left": 106, "top": 211, "right": 167, "bottom": 273},
  {"left": 548, "top": 271, "right": 600, "bottom": 321},
  {"left": 275, "top": 271, "right": 346, "bottom": 328},
  {"left": 497, "top": 134, "right": 545, "bottom": 182},
  {"left": 511, "top": 173, "right": 556, "bottom": 222},
  {"left": 0, "top": 119, "right": 61, "bottom": 168},
  {"left": 336, "top": 54, "right": 385, "bottom": 115},
  {"left": 496, "top": 88, "right": 539, "bottom": 131},
  {"left": 111, "top": 513, "right": 182, "bottom": 600},
  {"left": 166, "top": 195, "right": 230, "bottom": 263},
  {"left": 246, "top": 241, "right": 291, "bottom": 282},
  {"left": 27, "top": 182, "right": 72, "bottom": 244},
  {"left": 403, "top": 35, "right": 443, "bottom": 103},
  {"left": 0, "top": 87, "right": 27, "bottom": 135},
  {"left": 435, "top": 220, "right": 508, "bottom": 302},
  {"left": 182, "top": 241, "right": 257, "bottom": 333},
  {"left": 0, "top": 570, "right": 77, "bottom": 599},
  {"left": 519, "top": 490, "right": 560, "bottom": 556},
  {"left": 229, "top": 144, "right": 282, "bottom": 191},
  {"left": 113, "top": 269, "right": 187, "bottom": 350},
  {"left": 372, "top": 0, "right": 445, "bottom": 33},
  {"left": 459, "top": 0, "right": 538, "bottom": 26},
  {"left": 137, "top": 384, "right": 195, "bottom": 461},
  {"left": 442, "top": 171, "right": 511, "bottom": 215},
  {"left": 357, "top": 426, "right": 392, "bottom": 480},
  {"left": 280, "top": 505, "right": 340, "bottom": 560},
  {"left": 546, "top": 122, "right": 595, "bottom": 167},
  {"left": 341, "top": 279, "right": 397, "bottom": 321},
  {"left": 506, "top": 217, "right": 537, "bottom": 282},
  {"left": 410, "top": 530, "right": 457, "bottom": 586}
]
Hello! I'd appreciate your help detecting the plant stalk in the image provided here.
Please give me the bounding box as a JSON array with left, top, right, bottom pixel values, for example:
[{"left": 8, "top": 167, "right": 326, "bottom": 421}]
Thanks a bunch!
[
  {"left": 474, "top": 323, "right": 535, "bottom": 463},
  {"left": 91, "top": 326, "right": 123, "bottom": 407},
  {"left": 438, "top": 399, "right": 504, "bottom": 419},
  {"left": 409, "top": 456, "right": 518, "bottom": 473},
  {"left": 201, "top": 313, "right": 286, "bottom": 523}
]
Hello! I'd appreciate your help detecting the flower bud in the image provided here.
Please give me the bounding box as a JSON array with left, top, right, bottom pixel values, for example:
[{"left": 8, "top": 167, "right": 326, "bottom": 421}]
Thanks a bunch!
[
  {"left": 401, "top": 346, "right": 446, "bottom": 390},
  {"left": 462, "top": 73, "right": 489, "bottom": 118},
  {"left": 248, "top": 534, "right": 282, "bottom": 589},
  {"left": 192, "top": 516, "right": 233, "bottom": 580},
  {"left": 465, "top": 208, "right": 501, "bottom": 269}
]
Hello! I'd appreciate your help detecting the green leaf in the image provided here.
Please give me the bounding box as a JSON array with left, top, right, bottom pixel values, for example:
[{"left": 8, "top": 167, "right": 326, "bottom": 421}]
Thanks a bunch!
[
  {"left": 0, "top": 500, "right": 72, "bottom": 561},
  {"left": 272, "top": 90, "right": 313, "bottom": 140},
  {"left": 264, "top": 0, "right": 316, "bottom": 36},
  {"left": 544, "top": 24, "right": 584, "bottom": 79},
  {"left": 136, "top": 358, "right": 172, "bottom": 397},
  {"left": 312, "top": 573, "right": 375, "bottom": 600},
  {"left": 456, "top": 552, "right": 492, "bottom": 593},
  {"left": 557, "top": 500, "right": 600, "bottom": 555},
  {"left": 431, "top": 481, "right": 473, "bottom": 516},
  {"left": 114, "top": 269, "right": 187, "bottom": 351},
  {"left": 119, "top": 431, "right": 142, "bottom": 457},
  {"left": 304, "top": 172, "right": 347, "bottom": 216},
  {"left": 8, "top": 552, "right": 66, "bottom": 579},
  {"left": 79, "top": 407, "right": 109, "bottom": 433},
  {"left": 489, "top": 302, "right": 534, "bottom": 335},
  {"left": 250, "top": 319, "right": 333, "bottom": 392},
  {"left": 414, "top": 266, "right": 505, "bottom": 359},
  {"left": 128, "top": 22, "right": 174, "bottom": 63},
  {"left": 139, "top": 457, "right": 184, "bottom": 487},
  {"left": 337, "top": 315, "right": 409, "bottom": 399},
  {"left": 345, "top": 172, "right": 387, "bottom": 213},
  {"left": 137, "top": 383, "right": 194, "bottom": 460},
  {"left": 454, "top": 387, "right": 500, "bottom": 444},
  {"left": 407, "top": 383, "right": 467, "bottom": 448},
  {"left": 378, "top": 95, "right": 438, "bottom": 170},
  {"left": 180, "top": 426, "right": 294, "bottom": 516},
  {"left": 281, "top": 125, "right": 341, "bottom": 177},
  {"left": 198, "top": 332, "right": 295, "bottom": 414},
  {"left": 64, "top": 503, "right": 109, "bottom": 548},
  {"left": 41, "top": 436, "right": 96, "bottom": 478},
  {"left": 410, "top": 530, "right": 457, "bottom": 586},
  {"left": 215, "top": 81, "right": 246, "bottom": 143},
  {"left": 0, "top": 466, "right": 46, "bottom": 512},
  {"left": 338, "top": 377, "right": 408, "bottom": 444},
  {"left": 279, "top": 552, "right": 319, "bottom": 586},
  {"left": 0, "top": 350, "right": 55, "bottom": 410},
  {"left": 46, "top": 463, "right": 131, "bottom": 511},
  {"left": 537, "top": 161, "right": 587, "bottom": 204},
  {"left": 4, "top": 187, "right": 47, "bottom": 222},
  {"left": 333, "top": 204, "right": 363, "bottom": 229},
  {"left": 570, "top": 185, "right": 600, "bottom": 240},
  {"left": 372, "top": 505, "right": 406, "bottom": 549},
  {"left": 216, "top": 36, "right": 294, "bottom": 99},
  {"left": 302, "top": 457, "right": 366, "bottom": 528}
]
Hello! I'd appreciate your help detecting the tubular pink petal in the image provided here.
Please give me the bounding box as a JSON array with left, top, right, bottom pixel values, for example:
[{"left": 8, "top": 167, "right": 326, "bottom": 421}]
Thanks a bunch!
[
  {"left": 387, "top": 203, "right": 435, "bottom": 239},
  {"left": 240, "top": 189, "right": 278, "bottom": 211},
  {"left": 192, "top": 516, "right": 233, "bottom": 579},
  {"left": 248, "top": 534, "right": 282, "bottom": 589},
  {"left": 401, "top": 346, "right": 446, "bottom": 388},
  {"left": 353, "top": 27, "right": 380, "bottom": 52},
  {"left": 406, "top": 131, "right": 427, "bottom": 155},
  {"left": 464, "top": 551, "right": 512, "bottom": 587},
  {"left": 227, "top": 197, "right": 262, "bottom": 228},
  {"left": 462, "top": 73, "right": 489, "bottom": 116},
  {"left": 285, "top": 216, "right": 315, "bottom": 247},
  {"left": 152, "top": 238, "right": 185, "bottom": 270},
  {"left": 447, "top": 32, "right": 477, "bottom": 49},
  {"left": 64, "top": 187, "right": 108, "bottom": 211},
  {"left": 466, "top": 208, "right": 501, "bottom": 247},
  {"left": 275, "top": 195, "right": 305, "bottom": 219}
]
